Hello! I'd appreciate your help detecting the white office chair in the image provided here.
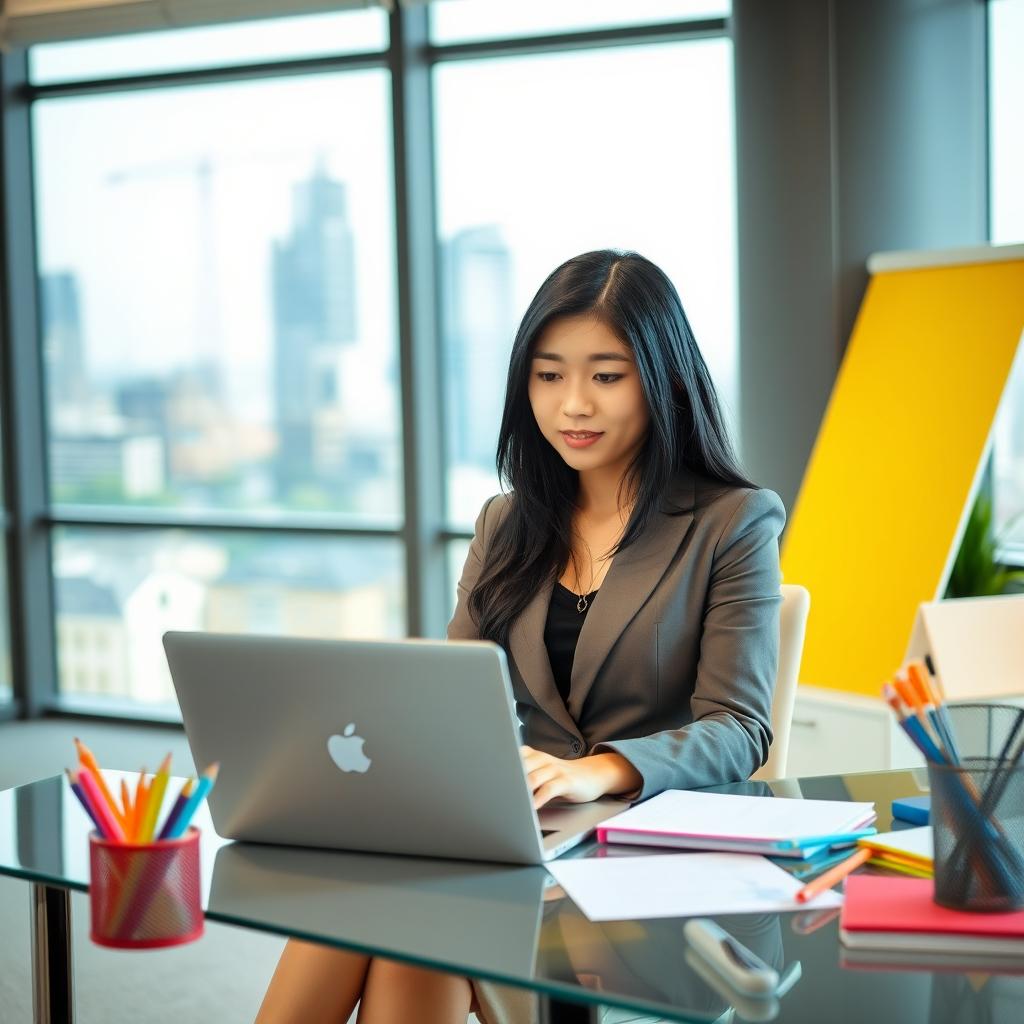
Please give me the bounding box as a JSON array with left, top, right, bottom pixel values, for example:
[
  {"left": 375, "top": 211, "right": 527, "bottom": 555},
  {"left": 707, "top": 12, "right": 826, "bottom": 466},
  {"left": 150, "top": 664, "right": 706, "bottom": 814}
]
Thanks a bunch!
[{"left": 751, "top": 584, "right": 811, "bottom": 782}]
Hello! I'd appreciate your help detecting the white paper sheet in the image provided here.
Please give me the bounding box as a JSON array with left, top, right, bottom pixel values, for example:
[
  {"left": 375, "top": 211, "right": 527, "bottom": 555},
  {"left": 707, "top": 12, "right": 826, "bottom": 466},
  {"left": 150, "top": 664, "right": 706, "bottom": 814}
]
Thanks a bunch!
[{"left": 547, "top": 852, "right": 844, "bottom": 921}]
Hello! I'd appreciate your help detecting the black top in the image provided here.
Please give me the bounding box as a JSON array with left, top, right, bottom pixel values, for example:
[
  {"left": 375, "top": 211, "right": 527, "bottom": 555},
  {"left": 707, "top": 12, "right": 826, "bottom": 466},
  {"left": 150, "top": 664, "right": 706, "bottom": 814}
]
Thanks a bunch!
[{"left": 544, "top": 581, "right": 599, "bottom": 704}]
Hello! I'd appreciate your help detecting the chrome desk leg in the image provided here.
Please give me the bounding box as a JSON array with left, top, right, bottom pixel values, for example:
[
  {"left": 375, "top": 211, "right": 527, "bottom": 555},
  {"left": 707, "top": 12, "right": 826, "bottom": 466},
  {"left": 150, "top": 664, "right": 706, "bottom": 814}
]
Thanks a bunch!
[
  {"left": 539, "top": 996, "right": 599, "bottom": 1023},
  {"left": 30, "top": 883, "right": 74, "bottom": 1024}
]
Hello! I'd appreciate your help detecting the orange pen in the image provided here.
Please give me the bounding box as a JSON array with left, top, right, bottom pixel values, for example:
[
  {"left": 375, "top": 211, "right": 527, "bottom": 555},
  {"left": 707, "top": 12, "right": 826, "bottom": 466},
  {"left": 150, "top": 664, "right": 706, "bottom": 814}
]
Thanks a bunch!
[
  {"left": 891, "top": 676, "right": 943, "bottom": 749},
  {"left": 906, "top": 663, "right": 961, "bottom": 763},
  {"left": 905, "top": 662, "right": 935, "bottom": 707},
  {"left": 796, "top": 847, "right": 872, "bottom": 903}
]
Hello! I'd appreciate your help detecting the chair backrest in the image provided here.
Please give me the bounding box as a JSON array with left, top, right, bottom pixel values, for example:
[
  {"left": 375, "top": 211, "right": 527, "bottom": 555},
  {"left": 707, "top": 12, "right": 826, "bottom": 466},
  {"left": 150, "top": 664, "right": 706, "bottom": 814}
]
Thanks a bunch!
[{"left": 751, "top": 584, "right": 810, "bottom": 781}]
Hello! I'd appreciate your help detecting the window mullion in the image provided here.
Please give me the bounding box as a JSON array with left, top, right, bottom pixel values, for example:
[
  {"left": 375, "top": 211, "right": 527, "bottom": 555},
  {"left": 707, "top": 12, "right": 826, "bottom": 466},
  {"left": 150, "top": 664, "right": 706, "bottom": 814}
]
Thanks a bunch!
[
  {"left": 1, "top": 49, "right": 59, "bottom": 716},
  {"left": 391, "top": 6, "right": 448, "bottom": 639}
]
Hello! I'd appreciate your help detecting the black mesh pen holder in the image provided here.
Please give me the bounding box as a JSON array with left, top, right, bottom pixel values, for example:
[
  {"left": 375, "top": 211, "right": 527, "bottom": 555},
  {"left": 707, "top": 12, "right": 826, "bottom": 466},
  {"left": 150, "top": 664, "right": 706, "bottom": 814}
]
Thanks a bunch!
[{"left": 928, "top": 703, "right": 1024, "bottom": 913}]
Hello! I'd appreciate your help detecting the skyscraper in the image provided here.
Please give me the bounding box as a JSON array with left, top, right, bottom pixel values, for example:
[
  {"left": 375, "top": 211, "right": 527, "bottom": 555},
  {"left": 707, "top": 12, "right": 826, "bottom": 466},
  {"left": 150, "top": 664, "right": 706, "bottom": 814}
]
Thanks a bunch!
[
  {"left": 271, "top": 162, "right": 357, "bottom": 498},
  {"left": 442, "top": 226, "right": 515, "bottom": 471},
  {"left": 40, "top": 271, "right": 89, "bottom": 423}
]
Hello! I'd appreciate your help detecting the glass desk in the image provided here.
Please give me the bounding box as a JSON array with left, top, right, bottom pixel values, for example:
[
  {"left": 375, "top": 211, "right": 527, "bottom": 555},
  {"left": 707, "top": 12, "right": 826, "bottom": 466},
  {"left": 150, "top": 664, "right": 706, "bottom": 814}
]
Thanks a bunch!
[{"left": 2, "top": 768, "right": 1022, "bottom": 1024}]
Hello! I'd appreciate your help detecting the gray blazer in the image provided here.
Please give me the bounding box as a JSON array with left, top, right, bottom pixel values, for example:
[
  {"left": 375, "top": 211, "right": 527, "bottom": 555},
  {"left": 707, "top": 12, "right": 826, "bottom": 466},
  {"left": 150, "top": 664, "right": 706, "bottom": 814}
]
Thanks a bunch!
[{"left": 446, "top": 474, "right": 786, "bottom": 800}]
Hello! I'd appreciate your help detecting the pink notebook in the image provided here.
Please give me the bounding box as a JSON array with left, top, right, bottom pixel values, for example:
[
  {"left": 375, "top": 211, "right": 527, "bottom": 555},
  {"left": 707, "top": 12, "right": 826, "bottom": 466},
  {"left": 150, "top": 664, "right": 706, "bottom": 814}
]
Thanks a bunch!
[{"left": 840, "top": 875, "right": 1024, "bottom": 954}]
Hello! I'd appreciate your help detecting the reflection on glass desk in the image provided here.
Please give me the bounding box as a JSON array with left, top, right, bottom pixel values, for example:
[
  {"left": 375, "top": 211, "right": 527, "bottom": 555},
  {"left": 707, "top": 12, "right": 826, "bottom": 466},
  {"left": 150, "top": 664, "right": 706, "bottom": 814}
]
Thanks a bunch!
[{"left": 2, "top": 768, "right": 1023, "bottom": 1024}]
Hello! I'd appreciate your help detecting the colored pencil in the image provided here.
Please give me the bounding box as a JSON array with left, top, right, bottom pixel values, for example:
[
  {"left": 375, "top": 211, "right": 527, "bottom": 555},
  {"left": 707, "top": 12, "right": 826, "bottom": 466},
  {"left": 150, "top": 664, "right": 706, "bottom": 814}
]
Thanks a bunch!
[
  {"left": 120, "top": 778, "right": 132, "bottom": 825},
  {"left": 137, "top": 753, "right": 173, "bottom": 843},
  {"left": 156, "top": 778, "right": 195, "bottom": 841},
  {"left": 130, "top": 769, "right": 149, "bottom": 843},
  {"left": 72, "top": 767, "right": 126, "bottom": 842},
  {"left": 907, "top": 661, "right": 960, "bottom": 762},
  {"left": 74, "top": 738, "right": 126, "bottom": 830},
  {"left": 166, "top": 763, "right": 219, "bottom": 839},
  {"left": 66, "top": 768, "right": 103, "bottom": 833},
  {"left": 884, "top": 683, "right": 947, "bottom": 763},
  {"left": 796, "top": 847, "right": 872, "bottom": 903},
  {"left": 891, "top": 677, "right": 946, "bottom": 757}
]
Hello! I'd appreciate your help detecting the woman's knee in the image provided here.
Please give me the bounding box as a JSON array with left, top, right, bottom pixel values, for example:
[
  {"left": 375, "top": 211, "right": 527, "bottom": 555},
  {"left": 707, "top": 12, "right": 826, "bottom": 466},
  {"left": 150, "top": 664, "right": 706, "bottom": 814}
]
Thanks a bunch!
[
  {"left": 360, "top": 958, "right": 472, "bottom": 1021},
  {"left": 256, "top": 941, "right": 372, "bottom": 1024}
]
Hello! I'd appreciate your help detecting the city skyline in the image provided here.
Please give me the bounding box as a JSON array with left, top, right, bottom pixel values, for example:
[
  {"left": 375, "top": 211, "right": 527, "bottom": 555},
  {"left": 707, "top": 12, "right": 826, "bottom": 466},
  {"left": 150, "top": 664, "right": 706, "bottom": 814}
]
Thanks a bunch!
[{"left": 40, "top": 158, "right": 526, "bottom": 523}]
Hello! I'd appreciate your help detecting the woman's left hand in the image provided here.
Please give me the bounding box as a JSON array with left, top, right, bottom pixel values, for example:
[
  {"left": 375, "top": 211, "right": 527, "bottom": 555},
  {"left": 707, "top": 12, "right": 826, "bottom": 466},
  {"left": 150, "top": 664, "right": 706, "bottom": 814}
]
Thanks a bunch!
[{"left": 521, "top": 746, "right": 642, "bottom": 809}]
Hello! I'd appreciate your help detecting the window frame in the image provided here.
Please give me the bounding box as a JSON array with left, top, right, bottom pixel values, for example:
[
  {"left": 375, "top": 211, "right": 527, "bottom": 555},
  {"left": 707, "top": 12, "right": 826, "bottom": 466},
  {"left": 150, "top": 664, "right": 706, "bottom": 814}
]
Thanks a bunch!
[
  {"left": 0, "top": 6, "right": 729, "bottom": 721},
  {"left": 987, "top": 0, "right": 1024, "bottom": 570}
]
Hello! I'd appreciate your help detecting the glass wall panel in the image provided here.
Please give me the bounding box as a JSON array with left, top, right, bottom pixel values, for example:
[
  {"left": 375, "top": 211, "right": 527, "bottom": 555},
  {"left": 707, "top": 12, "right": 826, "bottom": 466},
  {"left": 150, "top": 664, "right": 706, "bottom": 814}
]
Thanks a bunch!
[
  {"left": 53, "top": 527, "right": 405, "bottom": 707},
  {"left": 430, "top": 0, "right": 728, "bottom": 44},
  {"left": 0, "top": 410, "right": 9, "bottom": 706},
  {"left": 0, "top": 547, "right": 11, "bottom": 707},
  {"left": 30, "top": 10, "right": 388, "bottom": 84},
  {"left": 34, "top": 71, "right": 400, "bottom": 525},
  {"left": 989, "top": 0, "right": 1024, "bottom": 549},
  {"left": 434, "top": 40, "right": 737, "bottom": 527}
]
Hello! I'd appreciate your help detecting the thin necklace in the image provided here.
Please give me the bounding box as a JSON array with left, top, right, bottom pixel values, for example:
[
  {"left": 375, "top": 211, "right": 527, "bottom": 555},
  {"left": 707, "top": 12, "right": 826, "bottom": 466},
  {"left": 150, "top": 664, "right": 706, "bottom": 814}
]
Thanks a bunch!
[
  {"left": 570, "top": 551, "right": 597, "bottom": 614},
  {"left": 570, "top": 501, "right": 633, "bottom": 612}
]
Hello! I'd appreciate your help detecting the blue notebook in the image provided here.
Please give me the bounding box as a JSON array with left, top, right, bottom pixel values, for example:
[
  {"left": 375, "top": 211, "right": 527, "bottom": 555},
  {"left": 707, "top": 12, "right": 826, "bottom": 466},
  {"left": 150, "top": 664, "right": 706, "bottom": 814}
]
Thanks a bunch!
[{"left": 891, "top": 796, "right": 929, "bottom": 826}]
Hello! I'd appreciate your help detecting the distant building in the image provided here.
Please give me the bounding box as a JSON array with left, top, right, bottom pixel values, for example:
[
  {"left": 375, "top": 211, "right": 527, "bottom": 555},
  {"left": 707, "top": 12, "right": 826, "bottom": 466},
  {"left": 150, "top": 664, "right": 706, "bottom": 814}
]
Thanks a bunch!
[
  {"left": 55, "top": 570, "right": 205, "bottom": 704},
  {"left": 55, "top": 531, "right": 223, "bottom": 705},
  {"left": 40, "top": 271, "right": 90, "bottom": 419},
  {"left": 442, "top": 226, "right": 515, "bottom": 471},
  {"left": 49, "top": 433, "right": 165, "bottom": 501},
  {"left": 55, "top": 577, "right": 129, "bottom": 699},
  {"left": 116, "top": 376, "right": 170, "bottom": 434},
  {"left": 122, "top": 569, "right": 206, "bottom": 703},
  {"left": 271, "top": 163, "right": 358, "bottom": 498},
  {"left": 205, "top": 544, "right": 402, "bottom": 639}
]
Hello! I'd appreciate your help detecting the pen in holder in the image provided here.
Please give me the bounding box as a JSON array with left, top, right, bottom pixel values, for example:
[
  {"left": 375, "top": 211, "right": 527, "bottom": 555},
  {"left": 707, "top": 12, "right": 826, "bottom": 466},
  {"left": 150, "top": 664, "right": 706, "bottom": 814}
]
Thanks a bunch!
[
  {"left": 89, "top": 827, "right": 204, "bottom": 949},
  {"left": 928, "top": 703, "right": 1024, "bottom": 913}
]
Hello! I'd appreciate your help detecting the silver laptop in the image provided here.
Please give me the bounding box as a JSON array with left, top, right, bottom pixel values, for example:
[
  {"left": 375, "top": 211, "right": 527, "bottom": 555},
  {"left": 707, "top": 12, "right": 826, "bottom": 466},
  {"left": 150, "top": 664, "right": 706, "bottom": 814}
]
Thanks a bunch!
[{"left": 163, "top": 631, "right": 624, "bottom": 865}]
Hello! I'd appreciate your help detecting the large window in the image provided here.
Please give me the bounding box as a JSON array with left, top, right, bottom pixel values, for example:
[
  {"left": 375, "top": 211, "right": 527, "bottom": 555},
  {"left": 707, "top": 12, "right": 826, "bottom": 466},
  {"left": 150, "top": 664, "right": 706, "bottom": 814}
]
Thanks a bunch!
[
  {"left": 35, "top": 72, "right": 399, "bottom": 522},
  {"left": 989, "top": 0, "right": 1024, "bottom": 559},
  {"left": 30, "top": 9, "right": 400, "bottom": 706},
  {"left": 11, "top": 2, "right": 733, "bottom": 713}
]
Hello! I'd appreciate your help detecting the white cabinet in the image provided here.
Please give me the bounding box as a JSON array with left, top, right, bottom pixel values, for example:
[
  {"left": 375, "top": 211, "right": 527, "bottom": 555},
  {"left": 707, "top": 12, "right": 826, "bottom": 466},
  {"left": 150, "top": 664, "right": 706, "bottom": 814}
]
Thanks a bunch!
[{"left": 785, "top": 686, "right": 923, "bottom": 778}]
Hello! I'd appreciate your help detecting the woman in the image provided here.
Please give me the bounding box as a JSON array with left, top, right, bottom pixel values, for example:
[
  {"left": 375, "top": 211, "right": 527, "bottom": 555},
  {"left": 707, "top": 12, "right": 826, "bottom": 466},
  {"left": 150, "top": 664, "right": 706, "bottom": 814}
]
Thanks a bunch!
[{"left": 255, "top": 250, "right": 785, "bottom": 1024}]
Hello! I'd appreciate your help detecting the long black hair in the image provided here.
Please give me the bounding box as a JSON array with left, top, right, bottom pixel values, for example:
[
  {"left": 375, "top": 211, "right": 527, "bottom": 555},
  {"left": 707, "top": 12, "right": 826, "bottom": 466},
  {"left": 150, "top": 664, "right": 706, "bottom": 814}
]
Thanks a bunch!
[{"left": 468, "top": 249, "right": 754, "bottom": 648}]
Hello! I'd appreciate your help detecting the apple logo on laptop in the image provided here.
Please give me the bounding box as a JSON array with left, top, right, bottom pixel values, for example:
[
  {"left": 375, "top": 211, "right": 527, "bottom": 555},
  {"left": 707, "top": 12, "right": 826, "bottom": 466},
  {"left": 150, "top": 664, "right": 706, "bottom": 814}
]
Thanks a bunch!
[{"left": 328, "top": 723, "right": 371, "bottom": 774}]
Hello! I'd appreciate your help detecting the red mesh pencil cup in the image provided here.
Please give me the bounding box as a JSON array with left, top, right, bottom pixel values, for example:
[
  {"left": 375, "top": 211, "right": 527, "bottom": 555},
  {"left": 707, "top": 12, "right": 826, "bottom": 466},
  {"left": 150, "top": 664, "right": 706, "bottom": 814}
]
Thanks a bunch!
[{"left": 88, "top": 827, "right": 204, "bottom": 949}]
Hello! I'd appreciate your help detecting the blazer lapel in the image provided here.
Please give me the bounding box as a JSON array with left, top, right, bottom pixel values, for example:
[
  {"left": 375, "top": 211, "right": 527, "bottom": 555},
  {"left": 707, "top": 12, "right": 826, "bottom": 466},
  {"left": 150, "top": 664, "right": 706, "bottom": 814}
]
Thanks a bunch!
[
  {"left": 508, "top": 579, "right": 583, "bottom": 741},
  {"left": 566, "top": 475, "right": 696, "bottom": 721}
]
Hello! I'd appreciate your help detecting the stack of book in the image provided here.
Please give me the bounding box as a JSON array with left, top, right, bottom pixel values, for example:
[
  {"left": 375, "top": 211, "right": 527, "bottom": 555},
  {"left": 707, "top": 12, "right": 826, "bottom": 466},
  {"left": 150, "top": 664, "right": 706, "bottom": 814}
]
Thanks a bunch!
[
  {"left": 856, "top": 827, "right": 933, "bottom": 878},
  {"left": 840, "top": 875, "right": 1024, "bottom": 971},
  {"left": 596, "top": 789, "right": 877, "bottom": 860}
]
